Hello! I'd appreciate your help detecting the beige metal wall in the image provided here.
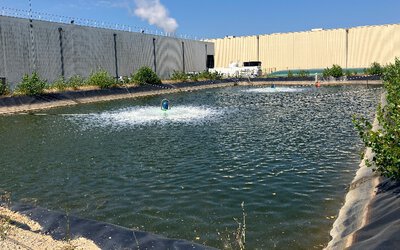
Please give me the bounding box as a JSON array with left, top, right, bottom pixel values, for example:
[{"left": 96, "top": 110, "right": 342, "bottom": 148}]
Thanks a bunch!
[
  {"left": 209, "top": 24, "right": 400, "bottom": 72},
  {"left": 348, "top": 24, "right": 400, "bottom": 68},
  {"left": 212, "top": 36, "right": 258, "bottom": 67}
]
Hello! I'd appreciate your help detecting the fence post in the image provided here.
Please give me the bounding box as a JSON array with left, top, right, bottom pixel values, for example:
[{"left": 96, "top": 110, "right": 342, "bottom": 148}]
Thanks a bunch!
[
  {"left": 113, "top": 33, "right": 118, "bottom": 81},
  {"left": 153, "top": 38, "right": 157, "bottom": 73},
  {"left": 58, "top": 27, "right": 65, "bottom": 78}
]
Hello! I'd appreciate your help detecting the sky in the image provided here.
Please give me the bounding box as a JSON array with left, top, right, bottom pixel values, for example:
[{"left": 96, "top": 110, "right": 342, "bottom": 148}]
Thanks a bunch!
[{"left": 1, "top": 0, "right": 400, "bottom": 39}]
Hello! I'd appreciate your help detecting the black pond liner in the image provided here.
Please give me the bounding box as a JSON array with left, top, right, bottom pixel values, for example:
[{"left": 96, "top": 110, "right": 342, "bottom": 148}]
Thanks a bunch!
[
  {"left": 348, "top": 178, "right": 400, "bottom": 250},
  {"left": 3, "top": 202, "right": 216, "bottom": 250}
]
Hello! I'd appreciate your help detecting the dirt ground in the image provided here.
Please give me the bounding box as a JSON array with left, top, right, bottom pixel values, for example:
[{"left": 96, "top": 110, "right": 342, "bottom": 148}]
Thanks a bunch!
[{"left": 0, "top": 206, "right": 99, "bottom": 250}]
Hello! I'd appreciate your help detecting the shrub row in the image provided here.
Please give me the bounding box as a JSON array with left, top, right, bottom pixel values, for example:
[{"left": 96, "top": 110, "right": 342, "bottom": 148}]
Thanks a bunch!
[
  {"left": 287, "top": 70, "right": 310, "bottom": 78},
  {"left": 353, "top": 58, "right": 400, "bottom": 180},
  {"left": 170, "top": 70, "right": 222, "bottom": 82},
  {"left": 0, "top": 67, "right": 162, "bottom": 96}
]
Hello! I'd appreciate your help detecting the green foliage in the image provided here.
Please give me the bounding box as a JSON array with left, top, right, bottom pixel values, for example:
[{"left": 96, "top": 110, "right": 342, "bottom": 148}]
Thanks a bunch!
[
  {"left": 53, "top": 77, "right": 68, "bottom": 91},
  {"left": 132, "top": 66, "right": 161, "bottom": 85},
  {"left": 189, "top": 73, "right": 199, "bottom": 82},
  {"left": 297, "top": 70, "right": 309, "bottom": 78},
  {"left": 52, "top": 75, "right": 85, "bottom": 91},
  {"left": 353, "top": 58, "right": 400, "bottom": 180},
  {"left": 87, "top": 69, "right": 115, "bottom": 89},
  {"left": 122, "top": 76, "right": 131, "bottom": 84},
  {"left": 0, "top": 215, "right": 10, "bottom": 240},
  {"left": 365, "top": 62, "right": 384, "bottom": 76},
  {"left": 0, "top": 82, "right": 10, "bottom": 96},
  {"left": 322, "top": 67, "right": 331, "bottom": 78},
  {"left": 323, "top": 64, "right": 343, "bottom": 78},
  {"left": 16, "top": 72, "right": 47, "bottom": 96},
  {"left": 198, "top": 70, "right": 222, "bottom": 80},
  {"left": 67, "top": 75, "right": 85, "bottom": 89},
  {"left": 330, "top": 64, "right": 343, "bottom": 78},
  {"left": 0, "top": 191, "right": 12, "bottom": 240},
  {"left": 171, "top": 71, "right": 188, "bottom": 82},
  {"left": 287, "top": 70, "right": 294, "bottom": 78},
  {"left": 345, "top": 70, "right": 353, "bottom": 77}
]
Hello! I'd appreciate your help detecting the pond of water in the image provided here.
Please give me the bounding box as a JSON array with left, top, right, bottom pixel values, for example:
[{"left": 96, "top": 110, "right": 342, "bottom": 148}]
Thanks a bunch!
[{"left": 0, "top": 85, "right": 381, "bottom": 249}]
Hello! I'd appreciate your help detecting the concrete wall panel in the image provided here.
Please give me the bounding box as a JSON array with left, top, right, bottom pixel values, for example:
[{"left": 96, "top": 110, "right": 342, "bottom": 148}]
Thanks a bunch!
[{"left": 0, "top": 16, "right": 213, "bottom": 88}]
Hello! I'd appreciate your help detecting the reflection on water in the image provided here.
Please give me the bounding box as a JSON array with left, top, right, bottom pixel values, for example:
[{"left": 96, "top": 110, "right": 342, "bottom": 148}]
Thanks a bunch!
[{"left": 0, "top": 85, "right": 381, "bottom": 249}]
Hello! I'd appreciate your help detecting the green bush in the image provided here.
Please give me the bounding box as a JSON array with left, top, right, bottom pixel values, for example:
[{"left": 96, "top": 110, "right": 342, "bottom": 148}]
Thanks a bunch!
[
  {"left": 297, "top": 70, "right": 309, "bottom": 78},
  {"left": 345, "top": 70, "right": 352, "bottom": 77},
  {"left": 53, "top": 77, "right": 68, "bottom": 91},
  {"left": 132, "top": 66, "right": 161, "bottom": 85},
  {"left": 353, "top": 58, "right": 400, "bottom": 180},
  {"left": 122, "top": 76, "right": 131, "bottom": 84},
  {"left": 189, "top": 73, "right": 199, "bottom": 82},
  {"left": 171, "top": 71, "right": 188, "bottom": 82},
  {"left": 198, "top": 71, "right": 210, "bottom": 79},
  {"left": 287, "top": 70, "right": 294, "bottom": 78},
  {"left": 87, "top": 69, "right": 115, "bottom": 89},
  {"left": 323, "top": 64, "right": 343, "bottom": 78},
  {"left": 16, "top": 72, "right": 47, "bottom": 96},
  {"left": 365, "top": 62, "right": 384, "bottom": 76},
  {"left": 0, "top": 81, "right": 10, "bottom": 96},
  {"left": 67, "top": 75, "right": 85, "bottom": 89},
  {"left": 196, "top": 70, "right": 221, "bottom": 80},
  {"left": 330, "top": 64, "right": 343, "bottom": 78}
]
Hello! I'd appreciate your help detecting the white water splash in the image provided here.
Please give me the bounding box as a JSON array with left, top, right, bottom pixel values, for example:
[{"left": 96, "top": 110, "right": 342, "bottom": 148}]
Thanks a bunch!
[
  {"left": 66, "top": 105, "right": 220, "bottom": 129},
  {"left": 244, "top": 87, "right": 305, "bottom": 93},
  {"left": 134, "top": 0, "right": 178, "bottom": 33}
]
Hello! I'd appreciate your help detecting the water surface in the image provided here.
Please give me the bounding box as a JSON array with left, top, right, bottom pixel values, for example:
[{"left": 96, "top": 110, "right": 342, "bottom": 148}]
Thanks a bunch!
[{"left": 0, "top": 85, "right": 381, "bottom": 249}]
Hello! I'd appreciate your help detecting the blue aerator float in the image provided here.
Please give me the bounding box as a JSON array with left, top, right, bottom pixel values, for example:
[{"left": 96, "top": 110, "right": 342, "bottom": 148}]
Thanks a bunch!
[{"left": 161, "top": 99, "right": 169, "bottom": 111}]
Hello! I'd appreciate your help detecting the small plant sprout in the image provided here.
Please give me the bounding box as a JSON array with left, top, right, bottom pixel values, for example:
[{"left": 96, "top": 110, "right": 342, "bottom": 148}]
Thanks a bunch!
[{"left": 234, "top": 201, "right": 246, "bottom": 250}]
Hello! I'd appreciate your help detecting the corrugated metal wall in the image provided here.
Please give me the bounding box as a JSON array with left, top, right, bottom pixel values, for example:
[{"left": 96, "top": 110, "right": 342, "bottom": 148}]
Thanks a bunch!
[
  {"left": 210, "top": 24, "right": 400, "bottom": 73},
  {"left": 0, "top": 16, "right": 213, "bottom": 88},
  {"left": 347, "top": 25, "right": 400, "bottom": 68},
  {"left": 212, "top": 36, "right": 258, "bottom": 67}
]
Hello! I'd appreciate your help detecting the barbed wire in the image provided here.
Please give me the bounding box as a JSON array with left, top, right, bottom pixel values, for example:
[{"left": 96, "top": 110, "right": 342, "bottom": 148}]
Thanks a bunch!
[{"left": 0, "top": 7, "right": 203, "bottom": 40}]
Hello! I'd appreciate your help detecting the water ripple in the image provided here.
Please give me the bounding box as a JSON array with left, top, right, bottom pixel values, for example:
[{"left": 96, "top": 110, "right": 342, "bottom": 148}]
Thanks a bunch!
[{"left": 0, "top": 85, "right": 382, "bottom": 249}]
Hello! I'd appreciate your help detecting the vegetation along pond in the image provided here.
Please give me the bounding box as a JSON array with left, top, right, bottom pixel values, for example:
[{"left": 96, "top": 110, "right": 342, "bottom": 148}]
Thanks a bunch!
[{"left": 0, "top": 85, "right": 381, "bottom": 249}]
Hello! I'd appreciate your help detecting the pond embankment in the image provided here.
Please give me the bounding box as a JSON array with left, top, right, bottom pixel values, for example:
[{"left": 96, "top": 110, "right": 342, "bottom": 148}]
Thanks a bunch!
[
  {"left": 326, "top": 93, "right": 400, "bottom": 249},
  {"left": 0, "top": 202, "right": 215, "bottom": 250},
  {"left": 0, "top": 78, "right": 382, "bottom": 115}
]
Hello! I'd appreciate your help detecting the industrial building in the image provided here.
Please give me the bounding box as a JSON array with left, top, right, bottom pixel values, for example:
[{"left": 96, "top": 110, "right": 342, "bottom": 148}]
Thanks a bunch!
[
  {"left": 0, "top": 15, "right": 214, "bottom": 88},
  {"left": 208, "top": 23, "right": 400, "bottom": 74}
]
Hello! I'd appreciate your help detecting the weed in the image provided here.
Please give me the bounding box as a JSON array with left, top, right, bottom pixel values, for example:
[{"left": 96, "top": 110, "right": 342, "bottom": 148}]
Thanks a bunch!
[
  {"left": 234, "top": 201, "right": 246, "bottom": 250},
  {"left": 87, "top": 69, "right": 115, "bottom": 89},
  {"left": 0, "top": 191, "right": 11, "bottom": 208},
  {"left": 67, "top": 75, "right": 85, "bottom": 89},
  {"left": 323, "top": 64, "right": 343, "bottom": 78},
  {"left": 131, "top": 66, "right": 161, "bottom": 85},
  {"left": 0, "top": 191, "right": 11, "bottom": 241},
  {"left": 0, "top": 82, "right": 10, "bottom": 96},
  {"left": 53, "top": 77, "right": 68, "bottom": 91},
  {"left": 0, "top": 215, "right": 11, "bottom": 241},
  {"left": 171, "top": 71, "right": 188, "bottom": 82},
  {"left": 15, "top": 72, "right": 47, "bottom": 96}
]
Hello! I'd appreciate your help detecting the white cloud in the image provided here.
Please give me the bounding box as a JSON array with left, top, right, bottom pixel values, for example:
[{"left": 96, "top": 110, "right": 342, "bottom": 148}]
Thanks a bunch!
[{"left": 134, "top": 0, "right": 178, "bottom": 33}]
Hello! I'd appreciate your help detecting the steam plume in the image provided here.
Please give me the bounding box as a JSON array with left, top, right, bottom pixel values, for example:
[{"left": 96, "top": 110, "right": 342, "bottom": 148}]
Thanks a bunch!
[{"left": 134, "top": 0, "right": 178, "bottom": 33}]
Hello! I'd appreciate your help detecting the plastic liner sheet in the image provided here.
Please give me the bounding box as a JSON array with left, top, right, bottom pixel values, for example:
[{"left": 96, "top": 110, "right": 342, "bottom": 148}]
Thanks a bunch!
[
  {"left": 349, "top": 178, "right": 400, "bottom": 250},
  {"left": 7, "top": 203, "right": 216, "bottom": 250}
]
